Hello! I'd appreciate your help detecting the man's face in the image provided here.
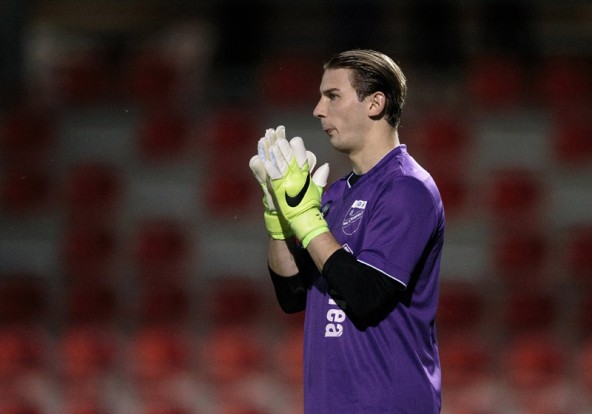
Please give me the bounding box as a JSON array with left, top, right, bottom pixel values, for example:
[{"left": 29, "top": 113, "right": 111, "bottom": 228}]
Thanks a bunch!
[{"left": 313, "top": 68, "right": 371, "bottom": 154}]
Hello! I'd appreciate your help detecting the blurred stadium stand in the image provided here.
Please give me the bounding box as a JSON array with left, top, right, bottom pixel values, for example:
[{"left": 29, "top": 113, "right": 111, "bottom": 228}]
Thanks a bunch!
[{"left": 1, "top": 0, "right": 591, "bottom": 412}]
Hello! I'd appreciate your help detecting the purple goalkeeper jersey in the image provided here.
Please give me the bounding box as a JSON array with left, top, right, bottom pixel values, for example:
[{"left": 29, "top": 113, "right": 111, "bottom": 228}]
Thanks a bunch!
[{"left": 303, "top": 145, "right": 444, "bottom": 413}]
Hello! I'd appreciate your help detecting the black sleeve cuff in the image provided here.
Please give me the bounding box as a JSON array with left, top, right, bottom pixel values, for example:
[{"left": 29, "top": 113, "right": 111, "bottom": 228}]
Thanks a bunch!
[
  {"left": 269, "top": 267, "right": 307, "bottom": 314},
  {"left": 322, "top": 249, "right": 401, "bottom": 325}
]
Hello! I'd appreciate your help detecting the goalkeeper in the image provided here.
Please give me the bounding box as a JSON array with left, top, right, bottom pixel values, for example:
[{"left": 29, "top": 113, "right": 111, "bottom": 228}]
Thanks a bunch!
[{"left": 250, "top": 50, "right": 445, "bottom": 414}]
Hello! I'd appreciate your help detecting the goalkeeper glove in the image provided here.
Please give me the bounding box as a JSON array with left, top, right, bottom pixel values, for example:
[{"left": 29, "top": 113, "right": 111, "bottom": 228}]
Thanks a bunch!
[
  {"left": 249, "top": 126, "right": 321, "bottom": 240},
  {"left": 264, "top": 134, "right": 330, "bottom": 248}
]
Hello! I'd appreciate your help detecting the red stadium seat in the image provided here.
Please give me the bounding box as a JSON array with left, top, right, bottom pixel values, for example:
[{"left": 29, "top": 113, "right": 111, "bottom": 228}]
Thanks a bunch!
[
  {"left": 206, "top": 276, "right": 265, "bottom": 326},
  {"left": 0, "top": 326, "right": 47, "bottom": 381},
  {"left": 0, "top": 274, "right": 48, "bottom": 326},
  {"left": 203, "top": 325, "right": 265, "bottom": 385},
  {"left": 411, "top": 111, "right": 473, "bottom": 216},
  {"left": 56, "top": 51, "right": 114, "bottom": 106},
  {"left": 0, "top": 105, "right": 56, "bottom": 166},
  {"left": 136, "top": 109, "right": 190, "bottom": 162},
  {"left": 437, "top": 280, "right": 485, "bottom": 335},
  {"left": 551, "top": 114, "right": 592, "bottom": 165},
  {"left": 439, "top": 333, "right": 491, "bottom": 389},
  {"left": 415, "top": 112, "right": 472, "bottom": 172},
  {"left": 62, "top": 162, "right": 122, "bottom": 224},
  {"left": 124, "top": 51, "right": 180, "bottom": 107},
  {"left": 501, "top": 290, "right": 557, "bottom": 335},
  {"left": 60, "top": 224, "right": 117, "bottom": 282},
  {"left": 504, "top": 334, "right": 566, "bottom": 390},
  {"left": 64, "top": 283, "right": 119, "bottom": 326},
  {"left": 132, "top": 218, "right": 190, "bottom": 282},
  {"left": 535, "top": 58, "right": 592, "bottom": 111},
  {"left": 127, "top": 326, "right": 192, "bottom": 383},
  {"left": 485, "top": 168, "right": 544, "bottom": 229},
  {"left": 1, "top": 167, "right": 52, "bottom": 215},
  {"left": 258, "top": 54, "right": 321, "bottom": 107},
  {"left": 466, "top": 55, "right": 527, "bottom": 109},
  {"left": 137, "top": 283, "right": 191, "bottom": 326},
  {"left": 502, "top": 334, "right": 569, "bottom": 412},
  {"left": 271, "top": 325, "right": 304, "bottom": 386},
  {"left": 0, "top": 400, "right": 42, "bottom": 414},
  {"left": 141, "top": 403, "right": 192, "bottom": 414},
  {"left": 63, "top": 400, "right": 107, "bottom": 414},
  {"left": 577, "top": 339, "right": 592, "bottom": 396},
  {"left": 57, "top": 326, "right": 117, "bottom": 382},
  {"left": 577, "top": 291, "right": 592, "bottom": 340},
  {"left": 492, "top": 231, "right": 548, "bottom": 288},
  {"left": 204, "top": 171, "right": 256, "bottom": 216},
  {"left": 432, "top": 174, "right": 469, "bottom": 218},
  {"left": 563, "top": 224, "right": 592, "bottom": 286},
  {"left": 202, "top": 106, "right": 259, "bottom": 161}
]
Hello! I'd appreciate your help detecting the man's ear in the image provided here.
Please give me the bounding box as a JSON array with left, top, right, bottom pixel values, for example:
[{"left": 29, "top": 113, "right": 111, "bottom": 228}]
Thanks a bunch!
[{"left": 368, "top": 92, "right": 386, "bottom": 118}]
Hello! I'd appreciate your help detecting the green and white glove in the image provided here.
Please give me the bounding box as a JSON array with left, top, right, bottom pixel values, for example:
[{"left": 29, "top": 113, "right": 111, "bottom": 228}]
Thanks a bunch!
[
  {"left": 249, "top": 126, "right": 292, "bottom": 239},
  {"left": 249, "top": 126, "right": 323, "bottom": 240},
  {"left": 264, "top": 134, "right": 330, "bottom": 248}
]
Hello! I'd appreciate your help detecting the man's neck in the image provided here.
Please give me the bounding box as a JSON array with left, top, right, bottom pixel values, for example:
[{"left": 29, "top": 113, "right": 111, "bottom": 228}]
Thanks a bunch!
[{"left": 350, "top": 128, "right": 400, "bottom": 174}]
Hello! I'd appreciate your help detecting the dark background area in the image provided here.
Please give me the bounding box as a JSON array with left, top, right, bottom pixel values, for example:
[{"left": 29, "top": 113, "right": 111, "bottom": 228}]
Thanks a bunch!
[{"left": 1, "top": 1, "right": 592, "bottom": 413}]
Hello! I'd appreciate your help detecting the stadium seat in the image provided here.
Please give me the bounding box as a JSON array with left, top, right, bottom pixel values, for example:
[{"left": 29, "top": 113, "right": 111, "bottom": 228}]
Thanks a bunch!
[
  {"left": 535, "top": 58, "right": 591, "bottom": 111},
  {"left": 563, "top": 224, "right": 592, "bottom": 286},
  {"left": 124, "top": 51, "right": 179, "bottom": 107},
  {"left": 141, "top": 403, "right": 192, "bottom": 414},
  {"left": 59, "top": 53, "right": 114, "bottom": 106},
  {"left": 135, "top": 109, "right": 190, "bottom": 162},
  {"left": 0, "top": 400, "right": 42, "bottom": 414},
  {"left": 202, "top": 106, "right": 259, "bottom": 158},
  {"left": 577, "top": 291, "right": 592, "bottom": 340},
  {"left": 63, "top": 400, "right": 107, "bottom": 414},
  {"left": 439, "top": 332, "right": 491, "bottom": 390},
  {"left": 437, "top": 280, "right": 485, "bottom": 335},
  {"left": 485, "top": 168, "right": 544, "bottom": 229},
  {"left": 204, "top": 171, "right": 256, "bottom": 216},
  {"left": 62, "top": 162, "right": 122, "bottom": 224},
  {"left": 60, "top": 224, "right": 117, "bottom": 282},
  {"left": 258, "top": 54, "right": 321, "bottom": 107},
  {"left": 577, "top": 339, "right": 592, "bottom": 395},
  {"left": 126, "top": 326, "right": 192, "bottom": 383},
  {"left": 137, "top": 283, "right": 191, "bottom": 326},
  {"left": 271, "top": 325, "right": 304, "bottom": 386},
  {"left": 132, "top": 218, "right": 190, "bottom": 282},
  {"left": 491, "top": 231, "right": 548, "bottom": 288},
  {"left": 0, "top": 105, "right": 56, "bottom": 166},
  {"left": 431, "top": 174, "right": 469, "bottom": 218},
  {"left": 64, "top": 282, "right": 119, "bottom": 326},
  {"left": 0, "top": 274, "right": 48, "bottom": 326},
  {"left": 203, "top": 325, "right": 265, "bottom": 385},
  {"left": 415, "top": 112, "right": 472, "bottom": 172},
  {"left": 205, "top": 276, "right": 265, "bottom": 327},
  {"left": 57, "top": 326, "right": 117, "bottom": 382},
  {"left": 504, "top": 334, "right": 566, "bottom": 389},
  {"left": 551, "top": 113, "right": 592, "bottom": 165},
  {"left": 0, "top": 326, "right": 47, "bottom": 381},
  {"left": 502, "top": 334, "right": 570, "bottom": 412},
  {"left": 501, "top": 290, "right": 557, "bottom": 335},
  {"left": 1, "top": 167, "right": 52, "bottom": 215},
  {"left": 466, "top": 55, "right": 527, "bottom": 109}
]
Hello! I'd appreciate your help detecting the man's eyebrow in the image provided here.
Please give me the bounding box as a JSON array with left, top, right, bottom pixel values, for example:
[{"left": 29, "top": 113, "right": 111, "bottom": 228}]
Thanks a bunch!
[{"left": 321, "top": 87, "right": 340, "bottom": 95}]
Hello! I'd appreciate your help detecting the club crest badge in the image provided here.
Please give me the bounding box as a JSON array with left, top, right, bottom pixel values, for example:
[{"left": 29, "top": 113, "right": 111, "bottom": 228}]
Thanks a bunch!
[{"left": 342, "top": 200, "right": 367, "bottom": 235}]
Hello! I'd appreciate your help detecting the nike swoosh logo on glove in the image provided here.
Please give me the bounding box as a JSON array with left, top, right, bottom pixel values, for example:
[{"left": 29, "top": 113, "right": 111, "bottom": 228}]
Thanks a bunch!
[{"left": 285, "top": 174, "right": 310, "bottom": 207}]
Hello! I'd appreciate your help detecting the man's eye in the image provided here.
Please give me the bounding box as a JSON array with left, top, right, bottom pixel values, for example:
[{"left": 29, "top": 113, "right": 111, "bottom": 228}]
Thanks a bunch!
[{"left": 328, "top": 94, "right": 337, "bottom": 100}]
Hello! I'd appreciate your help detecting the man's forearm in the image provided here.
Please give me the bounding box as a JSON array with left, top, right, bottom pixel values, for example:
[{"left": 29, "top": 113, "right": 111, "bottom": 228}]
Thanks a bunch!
[
  {"left": 305, "top": 232, "right": 342, "bottom": 272},
  {"left": 267, "top": 237, "right": 300, "bottom": 276}
]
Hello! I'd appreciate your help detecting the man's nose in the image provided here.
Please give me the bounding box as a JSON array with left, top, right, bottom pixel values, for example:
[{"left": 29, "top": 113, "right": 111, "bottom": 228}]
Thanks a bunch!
[{"left": 313, "top": 99, "right": 325, "bottom": 118}]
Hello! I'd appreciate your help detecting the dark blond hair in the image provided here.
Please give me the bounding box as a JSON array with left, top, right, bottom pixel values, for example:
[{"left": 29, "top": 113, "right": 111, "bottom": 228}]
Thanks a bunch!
[{"left": 324, "top": 49, "right": 407, "bottom": 128}]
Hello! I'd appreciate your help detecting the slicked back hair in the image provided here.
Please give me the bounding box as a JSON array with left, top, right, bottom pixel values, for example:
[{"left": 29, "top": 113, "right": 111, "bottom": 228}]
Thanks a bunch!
[{"left": 324, "top": 49, "right": 407, "bottom": 128}]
